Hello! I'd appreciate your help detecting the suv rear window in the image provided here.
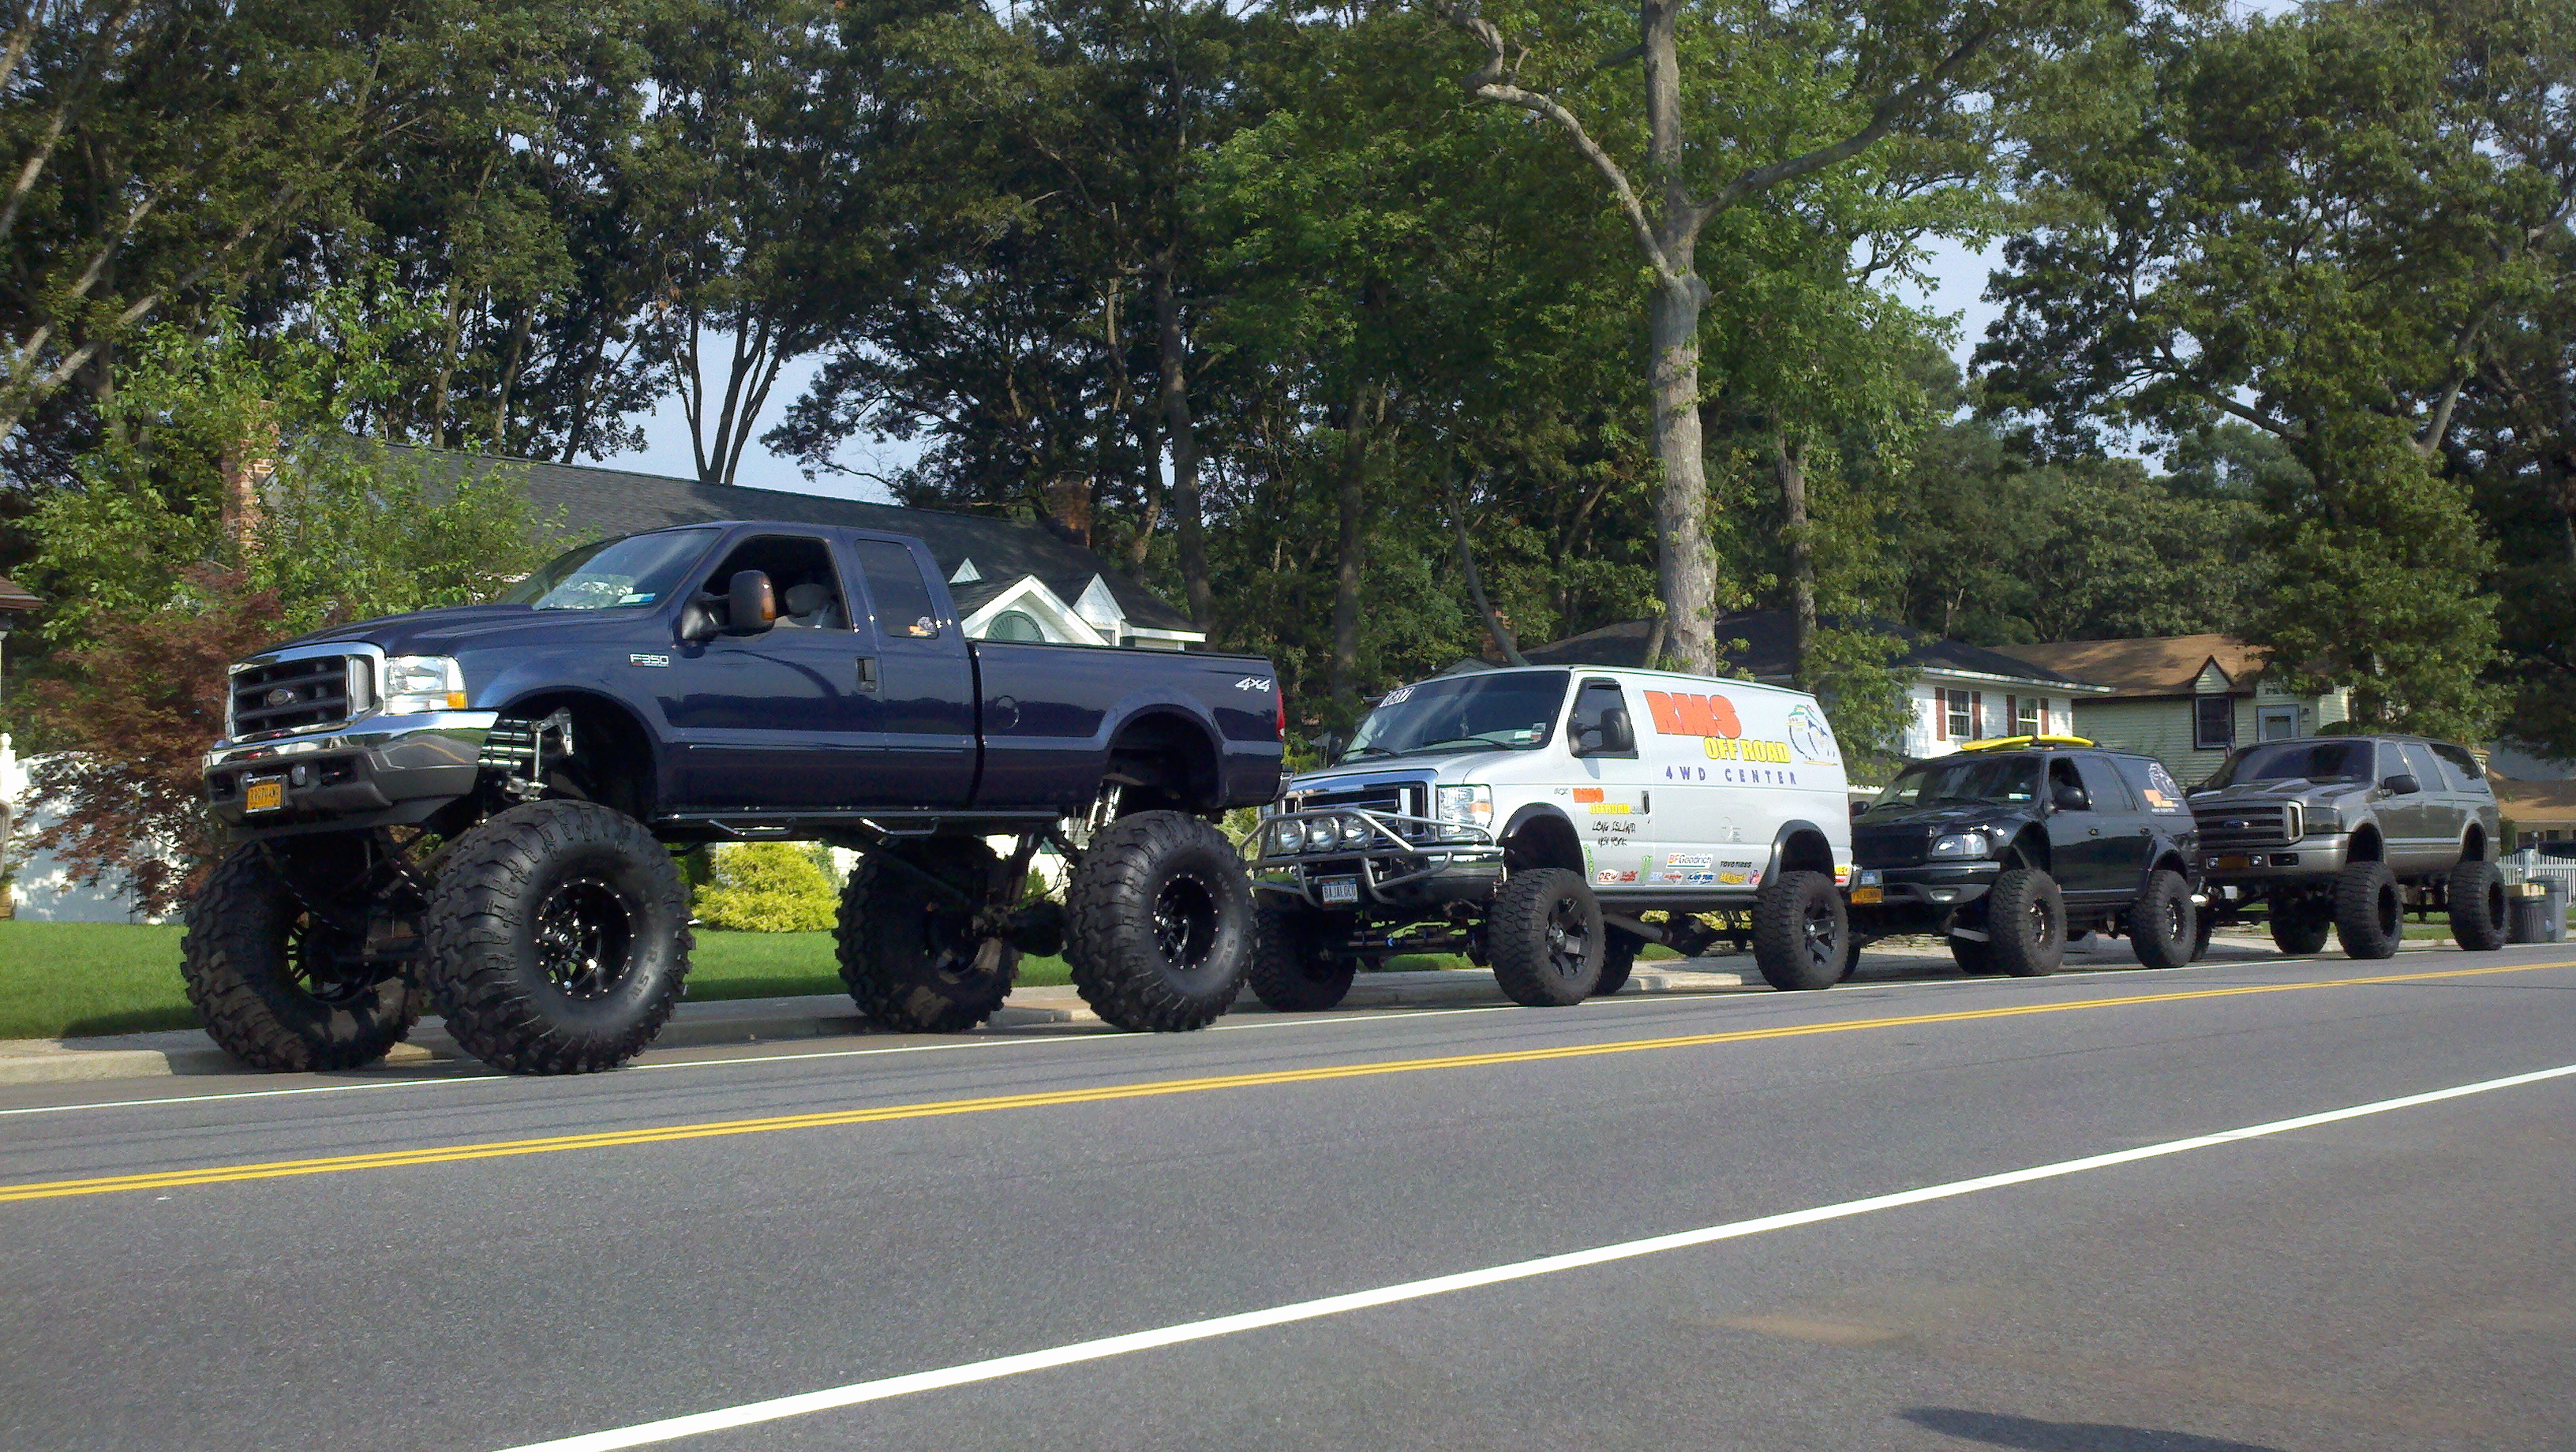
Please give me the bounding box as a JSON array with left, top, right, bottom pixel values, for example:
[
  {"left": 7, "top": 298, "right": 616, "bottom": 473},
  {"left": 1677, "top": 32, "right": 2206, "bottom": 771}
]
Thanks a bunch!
[
  {"left": 2114, "top": 756, "right": 2190, "bottom": 813},
  {"left": 2429, "top": 743, "right": 2489, "bottom": 791}
]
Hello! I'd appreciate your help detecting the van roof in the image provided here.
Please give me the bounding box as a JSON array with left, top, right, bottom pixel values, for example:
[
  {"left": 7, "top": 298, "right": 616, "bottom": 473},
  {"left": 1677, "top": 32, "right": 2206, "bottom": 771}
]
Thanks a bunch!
[{"left": 1444, "top": 663, "right": 1820, "bottom": 702}]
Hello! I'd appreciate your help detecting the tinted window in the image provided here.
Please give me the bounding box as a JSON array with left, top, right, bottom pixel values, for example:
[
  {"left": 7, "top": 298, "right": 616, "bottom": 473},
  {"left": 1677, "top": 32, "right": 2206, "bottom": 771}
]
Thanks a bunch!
[
  {"left": 2047, "top": 758, "right": 2091, "bottom": 811},
  {"left": 2114, "top": 757, "right": 2191, "bottom": 814},
  {"left": 2429, "top": 743, "right": 2489, "bottom": 791},
  {"left": 2400, "top": 742, "right": 2444, "bottom": 789},
  {"left": 1870, "top": 754, "right": 2040, "bottom": 810},
  {"left": 1569, "top": 679, "right": 1633, "bottom": 756},
  {"left": 852, "top": 540, "right": 942, "bottom": 638},
  {"left": 702, "top": 534, "right": 848, "bottom": 631},
  {"left": 1345, "top": 672, "right": 1570, "bottom": 761},
  {"left": 2207, "top": 739, "right": 2376, "bottom": 788},
  {"left": 499, "top": 529, "right": 716, "bottom": 610},
  {"left": 2076, "top": 756, "right": 2136, "bottom": 812}
]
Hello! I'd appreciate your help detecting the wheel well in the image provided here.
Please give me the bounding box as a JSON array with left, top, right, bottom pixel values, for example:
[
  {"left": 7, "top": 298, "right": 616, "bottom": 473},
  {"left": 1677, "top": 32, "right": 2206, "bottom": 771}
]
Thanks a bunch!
[
  {"left": 1502, "top": 810, "right": 1584, "bottom": 874},
  {"left": 1106, "top": 709, "right": 1222, "bottom": 815},
  {"left": 2003, "top": 826, "right": 2051, "bottom": 874},
  {"left": 2349, "top": 825, "right": 2383, "bottom": 863},
  {"left": 1773, "top": 827, "right": 1834, "bottom": 878},
  {"left": 2461, "top": 824, "right": 2486, "bottom": 863},
  {"left": 2153, "top": 850, "right": 2190, "bottom": 879},
  {"left": 503, "top": 690, "right": 657, "bottom": 821}
]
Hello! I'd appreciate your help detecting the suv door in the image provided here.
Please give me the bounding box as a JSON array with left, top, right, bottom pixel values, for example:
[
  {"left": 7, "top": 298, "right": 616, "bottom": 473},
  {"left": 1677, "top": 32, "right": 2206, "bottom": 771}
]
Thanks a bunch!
[
  {"left": 654, "top": 531, "right": 878, "bottom": 809},
  {"left": 2043, "top": 754, "right": 2140, "bottom": 900},
  {"left": 2076, "top": 754, "right": 2155, "bottom": 897},
  {"left": 2394, "top": 740, "right": 2455, "bottom": 872}
]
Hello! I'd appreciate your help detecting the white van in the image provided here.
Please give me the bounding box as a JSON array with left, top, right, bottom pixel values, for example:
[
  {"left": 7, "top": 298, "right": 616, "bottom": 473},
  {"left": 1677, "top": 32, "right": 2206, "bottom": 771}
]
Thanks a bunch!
[{"left": 1248, "top": 664, "right": 1855, "bottom": 1009}]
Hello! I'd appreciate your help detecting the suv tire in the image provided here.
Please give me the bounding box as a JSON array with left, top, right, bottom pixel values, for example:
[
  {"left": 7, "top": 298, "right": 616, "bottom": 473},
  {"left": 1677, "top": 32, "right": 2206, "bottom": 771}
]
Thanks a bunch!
[
  {"left": 1594, "top": 926, "right": 1646, "bottom": 997},
  {"left": 1247, "top": 903, "right": 1356, "bottom": 1012},
  {"left": 2269, "top": 900, "right": 2331, "bottom": 956},
  {"left": 1065, "top": 810, "right": 1252, "bottom": 1031},
  {"left": 1753, "top": 870, "right": 1848, "bottom": 992},
  {"left": 182, "top": 845, "right": 418, "bottom": 1072},
  {"left": 2129, "top": 869, "right": 2196, "bottom": 970},
  {"left": 838, "top": 838, "right": 1018, "bottom": 1032},
  {"left": 1490, "top": 868, "right": 1604, "bottom": 1005},
  {"left": 2191, "top": 906, "right": 2217, "bottom": 961},
  {"left": 421, "top": 800, "right": 694, "bottom": 1074},
  {"left": 2332, "top": 860, "right": 2402, "bottom": 960},
  {"left": 1950, "top": 937, "right": 2000, "bottom": 975},
  {"left": 2447, "top": 859, "right": 2507, "bottom": 952},
  {"left": 1986, "top": 867, "right": 2066, "bottom": 978}
]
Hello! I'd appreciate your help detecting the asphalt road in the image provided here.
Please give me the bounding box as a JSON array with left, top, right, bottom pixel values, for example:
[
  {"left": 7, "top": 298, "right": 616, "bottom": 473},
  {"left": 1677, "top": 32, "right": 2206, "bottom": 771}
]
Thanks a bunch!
[{"left": 2, "top": 943, "right": 2571, "bottom": 1452}]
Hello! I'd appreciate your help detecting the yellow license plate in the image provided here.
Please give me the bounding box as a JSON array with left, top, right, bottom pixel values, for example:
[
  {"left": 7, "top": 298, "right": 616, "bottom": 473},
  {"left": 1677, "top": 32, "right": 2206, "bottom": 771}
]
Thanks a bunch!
[
  {"left": 2216, "top": 854, "right": 2251, "bottom": 871},
  {"left": 1848, "top": 886, "right": 1883, "bottom": 904},
  {"left": 243, "top": 778, "right": 285, "bottom": 813}
]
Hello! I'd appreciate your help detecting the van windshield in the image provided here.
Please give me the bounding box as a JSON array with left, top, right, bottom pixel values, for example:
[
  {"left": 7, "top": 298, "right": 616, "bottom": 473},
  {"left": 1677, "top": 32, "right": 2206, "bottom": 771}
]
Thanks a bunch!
[
  {"left": 1342, "top": 672, "right": 1570, "bottom": 762},
  {"left": 2207, "top": 739, "right": 2375, "bottom": 788}
]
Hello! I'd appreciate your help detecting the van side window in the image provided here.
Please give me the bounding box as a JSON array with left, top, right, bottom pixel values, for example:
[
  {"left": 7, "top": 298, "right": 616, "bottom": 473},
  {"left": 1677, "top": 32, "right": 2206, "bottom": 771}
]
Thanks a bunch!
[{"left": 1569, "top": 679, "right": 1634, "bottom": 757}]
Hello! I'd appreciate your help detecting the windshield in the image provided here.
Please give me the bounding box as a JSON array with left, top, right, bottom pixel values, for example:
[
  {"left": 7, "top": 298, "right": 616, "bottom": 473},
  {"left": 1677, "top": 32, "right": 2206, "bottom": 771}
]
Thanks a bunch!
[
  {"left": 1342, "top": 672, "right": 1569, "bottom": 762},
  {"left": 1870, "top": 754, "right": 2042, "bottom": 811},
  {"left": 2207, "top": 739, "right": 2375, "bottom": 789},
  {"left": 497, "top": 530, "right": 717, "bottom": 611}
]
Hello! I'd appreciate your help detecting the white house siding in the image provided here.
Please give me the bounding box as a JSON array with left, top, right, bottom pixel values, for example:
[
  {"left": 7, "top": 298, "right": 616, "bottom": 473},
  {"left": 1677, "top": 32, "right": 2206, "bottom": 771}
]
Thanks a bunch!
[
  {"left": 1898, "top": 679, "right": 2080, "bottom": 761},
  {"left": 0, "top": 739, "right": 170, "bottom": 922}
]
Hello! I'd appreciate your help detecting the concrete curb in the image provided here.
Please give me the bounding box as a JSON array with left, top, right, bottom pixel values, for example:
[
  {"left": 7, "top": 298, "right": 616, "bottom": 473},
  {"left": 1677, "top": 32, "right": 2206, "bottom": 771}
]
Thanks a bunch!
[{"left": 0, "top": 964, "right": 1750, "bottom": 1088}]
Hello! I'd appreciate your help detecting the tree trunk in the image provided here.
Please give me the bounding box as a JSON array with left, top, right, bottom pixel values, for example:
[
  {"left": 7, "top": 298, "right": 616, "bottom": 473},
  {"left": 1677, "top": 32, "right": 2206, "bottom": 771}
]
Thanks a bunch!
[
  {"left": 1648, "top": 269, "right": 1715, "bottom": 673},
  {"left": 1773, "top": 425, "right": 1815, "bottom": 689},
  {"left": 1154, "top": 260, "right": 1212, "bottom": 628},
  {"left": 1328, "top": 385, "right": 1379, "bottom": 718},
  {"left": 1448, "top": 458, "right": 1526, "bottom": 666}
]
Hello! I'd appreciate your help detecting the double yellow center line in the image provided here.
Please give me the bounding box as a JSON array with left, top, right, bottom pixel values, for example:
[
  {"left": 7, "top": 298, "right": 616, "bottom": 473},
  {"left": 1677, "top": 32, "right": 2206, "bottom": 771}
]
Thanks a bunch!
[{"left": 6, "top": 960, "right": 2564, "bottom": 1205}]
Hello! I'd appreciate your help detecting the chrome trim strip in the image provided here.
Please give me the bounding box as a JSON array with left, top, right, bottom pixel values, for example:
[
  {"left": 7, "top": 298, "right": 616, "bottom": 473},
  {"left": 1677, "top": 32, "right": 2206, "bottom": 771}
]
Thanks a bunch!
[{"left": 204, "top": 710, "right": 499, "bottom": 770}]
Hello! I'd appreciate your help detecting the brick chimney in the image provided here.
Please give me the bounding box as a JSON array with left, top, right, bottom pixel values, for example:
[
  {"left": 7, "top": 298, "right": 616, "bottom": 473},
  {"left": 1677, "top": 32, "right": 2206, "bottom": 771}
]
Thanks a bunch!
[{"left": 219, "top": 421, "right": 278, "bottom": 550}]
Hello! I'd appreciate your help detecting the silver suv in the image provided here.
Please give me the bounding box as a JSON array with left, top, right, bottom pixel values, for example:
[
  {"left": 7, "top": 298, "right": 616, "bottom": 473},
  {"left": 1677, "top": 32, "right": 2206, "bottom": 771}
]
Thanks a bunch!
[{"left": 2189, "top": 735, "right": 2507, "bottom": 959}]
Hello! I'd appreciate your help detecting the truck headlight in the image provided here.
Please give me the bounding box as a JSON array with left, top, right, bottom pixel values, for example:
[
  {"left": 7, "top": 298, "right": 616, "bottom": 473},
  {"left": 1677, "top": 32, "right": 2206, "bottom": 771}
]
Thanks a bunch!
[
  {"left": 1435, "top": 784, "right": 1492, "bottom": 839},
  {"left": 1928, "top": 831, "right": 1990, "bottom": 859},
  {"left": 381, "top": 655, "right": 467, "bottom": 715}
]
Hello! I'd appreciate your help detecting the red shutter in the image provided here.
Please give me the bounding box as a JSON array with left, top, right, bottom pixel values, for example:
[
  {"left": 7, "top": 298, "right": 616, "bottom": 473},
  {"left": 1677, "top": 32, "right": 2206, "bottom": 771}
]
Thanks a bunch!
[
  {"left": 2006, "top": 695, "right": 2018, "bottom": 735},
  {"left": 1934, "top": 689, "right": 1948, "bottom": 740},
  {"left": 1971, "top": 691, "right": 1983, "bottom": 738}
]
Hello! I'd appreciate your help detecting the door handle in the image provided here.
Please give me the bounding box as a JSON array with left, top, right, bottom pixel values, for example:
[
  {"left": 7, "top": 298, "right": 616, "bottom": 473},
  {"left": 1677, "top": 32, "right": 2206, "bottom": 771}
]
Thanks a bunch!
[
  {"left": 854, "top": 656, "right": 878, "bottom": 692},
  {"left": 2087, "top": 827, "right": 2101, "bottom": 836}
]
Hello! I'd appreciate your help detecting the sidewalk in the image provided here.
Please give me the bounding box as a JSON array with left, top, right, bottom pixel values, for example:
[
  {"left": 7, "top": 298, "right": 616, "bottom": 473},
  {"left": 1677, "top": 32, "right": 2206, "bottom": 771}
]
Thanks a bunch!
[{"left": 0, "top": 962, "right": 1750, "bottom": 1088}]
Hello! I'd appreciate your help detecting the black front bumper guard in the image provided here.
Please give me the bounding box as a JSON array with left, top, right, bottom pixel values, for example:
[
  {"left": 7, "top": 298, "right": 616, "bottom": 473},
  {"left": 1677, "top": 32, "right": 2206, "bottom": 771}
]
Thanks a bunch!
[{"left": 1250, "top": 806, "right": 1503, "bottom": 910}]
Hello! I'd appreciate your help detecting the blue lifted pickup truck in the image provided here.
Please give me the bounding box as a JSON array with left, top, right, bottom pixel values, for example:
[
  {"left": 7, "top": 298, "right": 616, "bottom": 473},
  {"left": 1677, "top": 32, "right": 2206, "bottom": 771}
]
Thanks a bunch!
[{"left": 190, "top": 521, "right": 1284, "bottom": 1075}]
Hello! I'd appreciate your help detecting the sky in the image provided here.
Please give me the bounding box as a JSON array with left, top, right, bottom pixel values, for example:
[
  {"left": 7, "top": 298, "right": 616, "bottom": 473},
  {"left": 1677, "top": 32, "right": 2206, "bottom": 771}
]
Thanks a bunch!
[{"left": 597, "top": 236, "right": 2008, "bottom": 501}]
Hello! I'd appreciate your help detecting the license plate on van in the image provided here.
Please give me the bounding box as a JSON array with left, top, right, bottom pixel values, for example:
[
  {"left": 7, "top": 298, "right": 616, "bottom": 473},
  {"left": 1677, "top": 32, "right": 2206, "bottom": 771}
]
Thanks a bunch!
[
  {"left": 1319, "top": 878, "right": 1358, "bottom": 906},
  {"left": 242, "top": 777, "right": 285, "bottom": 813}
]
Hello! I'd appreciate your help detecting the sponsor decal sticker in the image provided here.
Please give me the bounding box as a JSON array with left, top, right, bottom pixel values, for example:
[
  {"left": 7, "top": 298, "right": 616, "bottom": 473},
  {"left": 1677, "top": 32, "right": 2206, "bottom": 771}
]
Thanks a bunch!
[
  {"left": 1664, "top": 852, "right": 1712, "bottom": 868},
  {"left": 1786, "top": 703, "right": 1842, "bottom": 765},
  {"left": 1571, "top": 787, "right": 1604, "bottom": 803},
  {"left": 1717, "top": 870, "right": 1748, "bottom": 885},
  {"left": 1683, "top": 870, "right": 1718, "bottom": 885},
  {"left": 1586, "top": 803, "right": 1631, "bottom": 815},
  {"left": 1642, "top": 690, "right": 1742, "bottom": 739}
]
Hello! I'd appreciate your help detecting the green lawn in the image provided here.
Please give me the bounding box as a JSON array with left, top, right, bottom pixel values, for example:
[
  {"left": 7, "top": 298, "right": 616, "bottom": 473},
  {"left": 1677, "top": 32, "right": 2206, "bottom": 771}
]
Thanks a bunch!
[{"left": 0, "top": 921, "right": 1072, "bottom": 1042}]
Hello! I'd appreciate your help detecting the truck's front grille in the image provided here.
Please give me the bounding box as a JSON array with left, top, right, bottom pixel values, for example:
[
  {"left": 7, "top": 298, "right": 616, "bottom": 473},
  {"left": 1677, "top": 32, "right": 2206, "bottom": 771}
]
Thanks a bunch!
[
  {"left": 230, "top": 655, "right": 365, "bottom": 737},
  {"left": 1852, "top": 827, "right": 1929, "bottom": 868},
  {"left": 2193, "top": 801, "right": 2305, "bottom": 851}
]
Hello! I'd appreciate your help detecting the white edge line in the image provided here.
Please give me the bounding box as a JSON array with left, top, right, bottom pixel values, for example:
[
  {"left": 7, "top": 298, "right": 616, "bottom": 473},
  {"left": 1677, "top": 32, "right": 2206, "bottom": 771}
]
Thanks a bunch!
[
  {"left": 0, "top": 945, "right": 2468, "bottom": 1121},
  {"left": 489, "top": 1061, "right": 2576, "bottom": 1452}
]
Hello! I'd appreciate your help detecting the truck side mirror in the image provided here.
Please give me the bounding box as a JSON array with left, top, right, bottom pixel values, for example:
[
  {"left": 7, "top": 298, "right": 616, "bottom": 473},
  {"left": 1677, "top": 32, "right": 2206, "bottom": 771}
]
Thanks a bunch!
[
  {"left": 726, "top": 570, "right": 777, "bottom": 635},
  {"left": 678, "top": 599, "right": 721, "bottom": 643},
  {"left": 1597, "top": 706, "right": 1634, "bottom": 754},
  {"left": 1851, "top": 799, "right": 1869, "bottom": 819},
  {"left": 2382, "top": 773, "right": 2421, "bottom": 795}
]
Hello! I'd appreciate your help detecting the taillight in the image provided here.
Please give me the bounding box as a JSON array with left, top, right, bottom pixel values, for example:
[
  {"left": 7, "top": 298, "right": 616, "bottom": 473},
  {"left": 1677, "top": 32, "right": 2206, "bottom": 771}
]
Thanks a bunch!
[{"left": 1275, "top": 683, "right": 1287, "bottom": 739}]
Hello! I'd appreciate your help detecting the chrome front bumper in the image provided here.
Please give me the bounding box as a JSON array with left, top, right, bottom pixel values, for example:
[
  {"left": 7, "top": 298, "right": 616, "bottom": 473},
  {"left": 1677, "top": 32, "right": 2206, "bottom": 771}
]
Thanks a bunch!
[
  {"left": 2200, "top": 832, "right": 2351, "bottom": 883},
  {"left": 204, "top": 711, "right": 500, "bottom": 829},
  {"left": 1251, "top": 806, "right": 1503, "bottom": 911}
]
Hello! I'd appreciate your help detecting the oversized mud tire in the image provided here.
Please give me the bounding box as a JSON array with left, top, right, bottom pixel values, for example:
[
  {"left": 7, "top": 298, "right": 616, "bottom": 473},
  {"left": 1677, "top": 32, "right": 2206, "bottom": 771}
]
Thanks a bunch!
[
  {"left": 1986, "top": 867, "right": 2066, "bottom": 978},
  {"left": 1593, "top": 926, "right": 1644, "bottom": 997},
  {"left": 2129, "top": 869, "right": 2196, "bottom": 970},
  {"left": 1752, "top": 870, "right": 1848, "bottom": 992},
  {"left": 2191, "top": 905, "right": 2217, "bottom": 961},
  {"left": 1489, "top": 868, "right": 1604, "bottom": 1005},
  {"left": 2332, "top": 859, "right": 2402, "bottom": 960},
  {"left": 837, "top": 838, "right": 1019, "bottom": 1032},
  {"left": 421, "top": 800, "right": 693, "bottom": 1074},
  {"left": 1950, "top": 937, "right": 2000, "bottom": 975},
  {"left": 1064, "top": 810, "right": 1252, "bottom": 1031},
  {"left": 2269, "top": 900, "right": 2331, "bottom": 956},
  {"left": 1247, "top": 903, "right": 1355, "bottom": 1012},
  {"left": 2447, "top": 859, "right": 2507, "bottom": 952},
  {"left": 181, "top": 845, "right": 417, "bottom": 1072}
]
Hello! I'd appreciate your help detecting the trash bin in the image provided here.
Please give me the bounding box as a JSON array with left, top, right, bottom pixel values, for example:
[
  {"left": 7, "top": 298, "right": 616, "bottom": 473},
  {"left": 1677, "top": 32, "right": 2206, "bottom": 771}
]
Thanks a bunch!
[{"left": 2505, "top": 880, "right": 2567, "bottom": 944}]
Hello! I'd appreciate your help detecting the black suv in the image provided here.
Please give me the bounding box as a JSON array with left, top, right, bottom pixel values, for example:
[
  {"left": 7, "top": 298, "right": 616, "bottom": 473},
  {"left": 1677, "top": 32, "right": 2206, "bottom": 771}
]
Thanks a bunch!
[{"left": 1848, "top": 739, "right": 2202, "bottom": 976}]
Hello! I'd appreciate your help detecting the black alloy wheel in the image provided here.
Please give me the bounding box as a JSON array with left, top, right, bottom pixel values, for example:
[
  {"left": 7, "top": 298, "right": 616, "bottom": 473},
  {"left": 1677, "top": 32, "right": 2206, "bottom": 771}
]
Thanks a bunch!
[
  {"left": 532, "top": 876, "right": 638, "bottom": 1001},
  {"left": 1488, "top": 867, "right": 1604, "bottom": 1005},
  {"left": 1153, "top": 873, "right": 1221, "bottom": 975}
]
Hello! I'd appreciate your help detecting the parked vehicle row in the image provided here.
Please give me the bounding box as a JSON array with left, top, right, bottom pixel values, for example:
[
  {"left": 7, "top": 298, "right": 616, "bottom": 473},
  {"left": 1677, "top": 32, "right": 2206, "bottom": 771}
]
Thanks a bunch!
[{"left": 182, "top": 524, "right": 2516, "bottom": 1079}]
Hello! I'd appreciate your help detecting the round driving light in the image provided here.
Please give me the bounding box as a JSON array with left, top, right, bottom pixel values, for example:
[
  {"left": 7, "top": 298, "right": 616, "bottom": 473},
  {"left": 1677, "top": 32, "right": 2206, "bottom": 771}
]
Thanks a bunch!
[{"left": 1339, "top": 814, "right": 1367, "bottom": 844}]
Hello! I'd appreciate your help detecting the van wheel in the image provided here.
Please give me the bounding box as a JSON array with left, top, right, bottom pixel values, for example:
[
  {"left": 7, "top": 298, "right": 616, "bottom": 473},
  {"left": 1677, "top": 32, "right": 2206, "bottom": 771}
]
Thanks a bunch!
[
  {"left": 2332, "top": 860, "right": 2402, "bottom": 960},
  {"left": 1488, "top": 868, "right": 1603, "bottom": 1005},
  {"left": 1986, "top": 867, "right": 2066, "bottom": 977},
  {"left": 2447, "top": 859, "right": 2507, "bottom": 952},
  {"left": 1247, "top": 904, "right": 1356, "bottom": 1011},
  {"left": 2129, "top": 869, "right": 2195, "bottom": 969},
  {"left": 1594, "top": 926, "right": 1644, "bottom": 997},
  {"left": 1064, "top": 810, "right": 1252, "bottom": 1031},
  {"left": 837, "top": 839, "right": 1018, "bottom": 1032},
  {"left": 1752, "top": 870, "right": 1848, "bottom": 991}
]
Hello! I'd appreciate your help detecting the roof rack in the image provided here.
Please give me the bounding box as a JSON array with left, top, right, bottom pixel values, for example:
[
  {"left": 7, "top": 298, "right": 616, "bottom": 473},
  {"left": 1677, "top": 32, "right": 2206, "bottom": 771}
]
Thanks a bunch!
[{"left": 1955, "top": 734, "right": 2094, "bottom": 753}]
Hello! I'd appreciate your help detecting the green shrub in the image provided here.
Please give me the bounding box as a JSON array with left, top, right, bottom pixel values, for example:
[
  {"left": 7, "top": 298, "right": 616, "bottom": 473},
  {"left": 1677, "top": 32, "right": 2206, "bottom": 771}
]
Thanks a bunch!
[{"left": 693, "top": 843, "right": 838, "bottom": 932}]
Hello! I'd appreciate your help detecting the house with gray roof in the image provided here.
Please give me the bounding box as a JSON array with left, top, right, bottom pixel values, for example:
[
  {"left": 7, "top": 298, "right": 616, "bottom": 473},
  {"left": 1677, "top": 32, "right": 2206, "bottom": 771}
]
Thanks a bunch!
[{"left": 419, "top": 449, "right": 1204, "bottom": 650}]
